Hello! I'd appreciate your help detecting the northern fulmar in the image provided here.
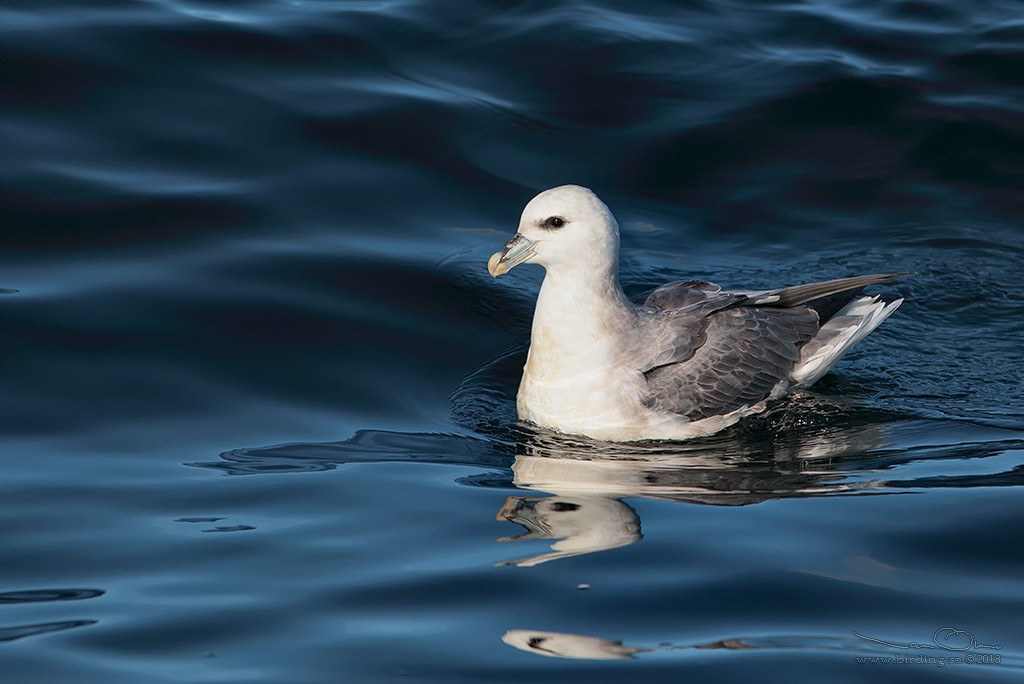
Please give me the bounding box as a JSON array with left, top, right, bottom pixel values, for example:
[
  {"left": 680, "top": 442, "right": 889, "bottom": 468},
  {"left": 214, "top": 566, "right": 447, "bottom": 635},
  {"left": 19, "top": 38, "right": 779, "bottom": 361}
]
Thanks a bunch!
[{"left": 487, "top": 185, "right": 907, "bottom": 442}]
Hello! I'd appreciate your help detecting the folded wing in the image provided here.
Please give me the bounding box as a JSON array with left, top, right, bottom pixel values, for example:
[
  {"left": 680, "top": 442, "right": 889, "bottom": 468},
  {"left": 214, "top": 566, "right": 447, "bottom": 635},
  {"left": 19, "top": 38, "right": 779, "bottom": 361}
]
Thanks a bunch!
[{"left": 638, "top": 273, "right": 908, "bottom": 422}]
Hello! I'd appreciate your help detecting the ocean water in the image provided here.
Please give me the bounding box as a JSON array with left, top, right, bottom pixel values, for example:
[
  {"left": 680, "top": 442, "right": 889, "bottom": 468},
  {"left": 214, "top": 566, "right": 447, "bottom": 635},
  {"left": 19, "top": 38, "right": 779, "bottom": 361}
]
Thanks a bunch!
[{"left": 2, "top": 0, "right": 1023, "bottom": 682}]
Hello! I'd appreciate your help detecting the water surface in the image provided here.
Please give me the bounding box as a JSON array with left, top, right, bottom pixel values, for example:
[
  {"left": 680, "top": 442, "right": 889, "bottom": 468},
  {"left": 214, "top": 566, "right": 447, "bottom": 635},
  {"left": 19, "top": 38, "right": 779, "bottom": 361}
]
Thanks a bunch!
[{"left": 2, "top": 0, "right": 1023, "bottom": 682}]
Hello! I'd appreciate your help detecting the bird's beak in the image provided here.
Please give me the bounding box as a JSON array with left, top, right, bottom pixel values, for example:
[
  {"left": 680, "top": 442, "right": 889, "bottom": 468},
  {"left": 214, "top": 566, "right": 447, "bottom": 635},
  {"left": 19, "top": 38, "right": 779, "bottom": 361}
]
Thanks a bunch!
[{"left": 488, "top": 234, "right": 536, "bottom": 277}]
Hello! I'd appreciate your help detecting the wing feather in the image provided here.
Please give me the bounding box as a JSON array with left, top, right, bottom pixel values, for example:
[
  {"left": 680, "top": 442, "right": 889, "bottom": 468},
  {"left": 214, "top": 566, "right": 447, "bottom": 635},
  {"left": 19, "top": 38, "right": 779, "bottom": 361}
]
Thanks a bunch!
[
  {"left": 641, "top": 306, "right": 819, "bottom": 421},
  {"left": 643, "top": 280, "right": 721, "bottom": 310},
  {"left": 636, "top": 272, "right": 908, "bottom": 422},
  {"left": 745, "top": 273, "right": 910, "bottom": 307}
]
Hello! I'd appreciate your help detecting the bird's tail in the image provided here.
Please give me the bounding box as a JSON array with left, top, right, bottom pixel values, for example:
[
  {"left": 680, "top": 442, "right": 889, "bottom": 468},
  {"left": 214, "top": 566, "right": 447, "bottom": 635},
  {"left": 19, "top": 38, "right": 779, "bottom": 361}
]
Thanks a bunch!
[{"left": 790, "top": 295, "right": 903, "bottom": 387}]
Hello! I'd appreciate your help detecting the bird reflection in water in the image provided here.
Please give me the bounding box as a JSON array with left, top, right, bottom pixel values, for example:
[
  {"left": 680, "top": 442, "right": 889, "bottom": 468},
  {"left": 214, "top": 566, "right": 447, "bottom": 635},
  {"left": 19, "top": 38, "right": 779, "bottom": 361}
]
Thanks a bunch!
[{"left": 495, "top": 396, "right": 895, "bottom": 567}]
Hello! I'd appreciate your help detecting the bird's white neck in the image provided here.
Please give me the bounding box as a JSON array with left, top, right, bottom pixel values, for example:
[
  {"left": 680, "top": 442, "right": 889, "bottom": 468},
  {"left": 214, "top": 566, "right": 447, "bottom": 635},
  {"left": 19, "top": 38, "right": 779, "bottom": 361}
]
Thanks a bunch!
[
  {"left": 517, "top": 263, "right": 647, "bottom": 436},
  {"left": 530, "top": 264, "right": 633, "bottom": 348}
]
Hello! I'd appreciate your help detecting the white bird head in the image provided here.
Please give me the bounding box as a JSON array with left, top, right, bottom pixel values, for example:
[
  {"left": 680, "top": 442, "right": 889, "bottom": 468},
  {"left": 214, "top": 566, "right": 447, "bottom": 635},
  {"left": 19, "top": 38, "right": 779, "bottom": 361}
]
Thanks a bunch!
[{"left": 488, "top": 185, "right": 620, "bottom": 277}]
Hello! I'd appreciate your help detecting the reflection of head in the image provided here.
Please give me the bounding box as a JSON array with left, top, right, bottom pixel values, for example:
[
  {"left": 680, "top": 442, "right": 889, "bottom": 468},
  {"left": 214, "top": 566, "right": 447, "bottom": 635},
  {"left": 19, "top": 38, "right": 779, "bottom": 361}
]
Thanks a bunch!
[
  {"left": 496, "top": 494, "right": 641, "bottom": 567},
  {"left": 502, "top": 630, "right": 649, "bottom": 659}
]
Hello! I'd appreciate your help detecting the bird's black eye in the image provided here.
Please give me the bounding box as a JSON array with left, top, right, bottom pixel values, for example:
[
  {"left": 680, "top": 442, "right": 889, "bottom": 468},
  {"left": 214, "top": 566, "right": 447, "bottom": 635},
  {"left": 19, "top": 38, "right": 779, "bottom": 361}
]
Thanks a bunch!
[{"left": 544, "top": 216, "right": 565, "bottom": 229}]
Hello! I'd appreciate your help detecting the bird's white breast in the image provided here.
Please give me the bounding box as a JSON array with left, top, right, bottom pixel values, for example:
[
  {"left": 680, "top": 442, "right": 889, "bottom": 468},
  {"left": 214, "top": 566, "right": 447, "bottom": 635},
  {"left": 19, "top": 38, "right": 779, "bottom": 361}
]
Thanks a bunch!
[{"left": 515, "top": 271, "right": 653, "bottom": 438}]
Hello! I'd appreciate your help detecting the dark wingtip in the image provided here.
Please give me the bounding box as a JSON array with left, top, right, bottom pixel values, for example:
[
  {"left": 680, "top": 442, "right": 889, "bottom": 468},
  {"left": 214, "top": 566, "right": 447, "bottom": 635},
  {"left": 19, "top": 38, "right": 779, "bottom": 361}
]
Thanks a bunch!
[
  {"left": 768, "top": 272, "right": 913, "bottom": 308},
  {"left": 865, "top": 272, "right": 914, "bottom": 279}
]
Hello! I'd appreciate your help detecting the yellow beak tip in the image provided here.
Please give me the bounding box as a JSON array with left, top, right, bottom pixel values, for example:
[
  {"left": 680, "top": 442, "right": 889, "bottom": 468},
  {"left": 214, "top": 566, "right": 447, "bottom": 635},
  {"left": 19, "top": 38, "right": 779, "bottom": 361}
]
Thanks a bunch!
[{"left": 487, "top": 252, "right": 506, "bottom": 277}]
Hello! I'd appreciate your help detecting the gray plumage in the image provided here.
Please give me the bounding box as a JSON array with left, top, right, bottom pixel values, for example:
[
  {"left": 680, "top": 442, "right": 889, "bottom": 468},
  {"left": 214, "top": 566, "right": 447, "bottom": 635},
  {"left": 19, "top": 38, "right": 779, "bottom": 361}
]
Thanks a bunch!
[{"left": 639, "top": 274, "right": 907, "bottom": 422}]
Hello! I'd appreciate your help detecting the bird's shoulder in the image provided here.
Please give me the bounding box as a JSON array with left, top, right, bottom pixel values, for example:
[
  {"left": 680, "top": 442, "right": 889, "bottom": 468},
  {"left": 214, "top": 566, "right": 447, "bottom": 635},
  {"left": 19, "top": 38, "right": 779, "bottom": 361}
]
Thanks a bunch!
[{"left": 642, "top": 279, "right": 722, "bottom": 310}]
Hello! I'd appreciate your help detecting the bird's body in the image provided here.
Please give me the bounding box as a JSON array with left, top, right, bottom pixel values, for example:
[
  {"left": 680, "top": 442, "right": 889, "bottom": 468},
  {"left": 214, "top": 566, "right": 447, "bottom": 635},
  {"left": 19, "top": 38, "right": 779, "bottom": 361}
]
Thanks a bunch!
[{"left": 488, "top": 185, "right": 907, "bottom": 442}]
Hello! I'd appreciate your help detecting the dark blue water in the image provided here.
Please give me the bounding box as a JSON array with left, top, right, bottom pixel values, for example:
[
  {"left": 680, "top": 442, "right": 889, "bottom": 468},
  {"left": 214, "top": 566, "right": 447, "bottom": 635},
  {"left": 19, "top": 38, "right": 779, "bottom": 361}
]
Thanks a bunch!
[{"left": 2, "top": 1, "right": 1023, "bottom": 681}]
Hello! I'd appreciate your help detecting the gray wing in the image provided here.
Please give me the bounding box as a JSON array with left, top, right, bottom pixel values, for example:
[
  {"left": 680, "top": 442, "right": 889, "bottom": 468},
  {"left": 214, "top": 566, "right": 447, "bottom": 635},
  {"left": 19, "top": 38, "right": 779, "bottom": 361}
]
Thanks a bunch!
[
  {"left": 639, "top": 291, "right": 744, "bottom": 372},
  {"left": 641, "top": 306, "right": 819, "bottom": 421},
  {"left": 637, "top": 272, "right": 909, "bottom": 422}
]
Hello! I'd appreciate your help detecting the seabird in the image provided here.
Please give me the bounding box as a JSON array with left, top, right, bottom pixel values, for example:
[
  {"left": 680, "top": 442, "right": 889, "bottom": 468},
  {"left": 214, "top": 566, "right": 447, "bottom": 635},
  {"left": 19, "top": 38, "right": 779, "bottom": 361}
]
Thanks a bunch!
[{"left": 487, "top": 185, "right": 907, "bottom": 442}]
